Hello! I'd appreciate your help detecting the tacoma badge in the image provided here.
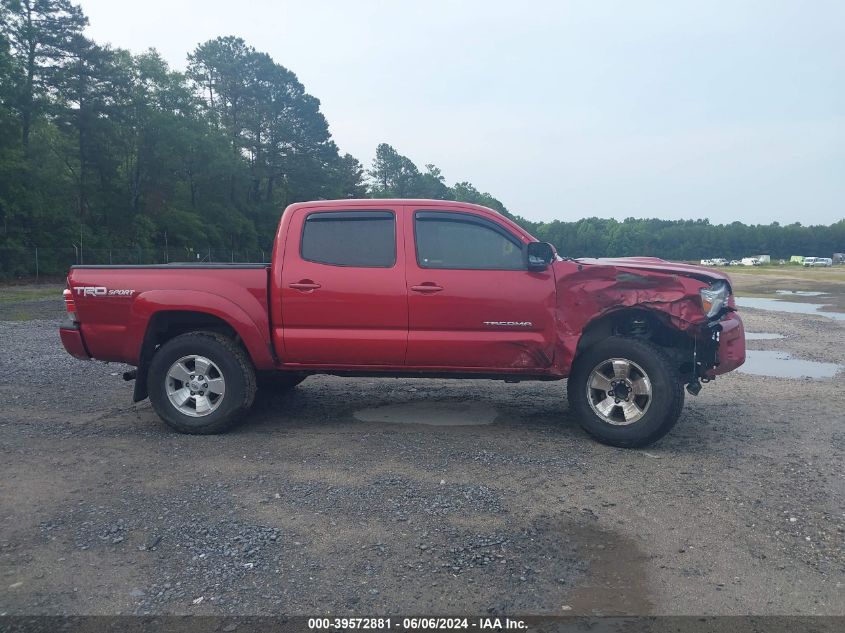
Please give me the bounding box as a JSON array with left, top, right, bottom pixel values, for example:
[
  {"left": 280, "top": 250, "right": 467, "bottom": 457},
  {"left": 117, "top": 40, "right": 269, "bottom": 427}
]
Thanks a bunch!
[{"left": 483, "top": 321, "right": 533, "bottom": 327}]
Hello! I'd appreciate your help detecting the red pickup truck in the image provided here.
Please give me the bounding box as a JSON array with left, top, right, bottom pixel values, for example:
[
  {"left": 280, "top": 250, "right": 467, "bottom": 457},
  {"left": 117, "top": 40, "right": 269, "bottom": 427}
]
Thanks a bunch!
[{"left": 60, "top": 199, "right": 745, "bottom": 447}]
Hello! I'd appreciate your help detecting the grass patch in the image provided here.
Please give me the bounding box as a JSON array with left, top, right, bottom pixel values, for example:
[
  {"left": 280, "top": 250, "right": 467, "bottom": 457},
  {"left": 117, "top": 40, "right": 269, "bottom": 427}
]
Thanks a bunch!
[
  {"left": 723, "top": 266, "right": 845, "bottom": 282},
  {"left": 6, "top": 310, "right": 34, "bottom": 321},
  {"left": 732, "top": 291, "right": 781, "bottom": 299},
  {"left": 0, "top": 285, "right": 63, "bottom": 304}
]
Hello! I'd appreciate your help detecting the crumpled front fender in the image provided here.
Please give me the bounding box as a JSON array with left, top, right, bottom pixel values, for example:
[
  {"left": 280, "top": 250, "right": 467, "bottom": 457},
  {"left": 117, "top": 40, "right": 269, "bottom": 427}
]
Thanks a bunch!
[{"left": 553, "top": 261, "right": 712, "bottom": 372}]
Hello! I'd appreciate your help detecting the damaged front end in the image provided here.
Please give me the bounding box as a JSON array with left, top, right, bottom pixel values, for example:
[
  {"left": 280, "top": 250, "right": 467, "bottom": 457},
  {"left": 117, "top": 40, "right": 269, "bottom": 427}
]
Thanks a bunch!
[
  {"left": 555, "top": 258, "right": 746, "bottom": 394},
  {"left": 688, "top": 278, "right": 746, "bottom": 393},
  {"left": 694, "top": 309, "right": 746, "bottom": 383}
]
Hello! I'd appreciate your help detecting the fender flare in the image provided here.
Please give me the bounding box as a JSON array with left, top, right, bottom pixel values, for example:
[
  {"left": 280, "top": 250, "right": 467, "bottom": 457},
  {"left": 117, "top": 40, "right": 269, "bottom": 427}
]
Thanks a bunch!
[{"left": 126, "top": 289, "right": 275, "bottom": 370}]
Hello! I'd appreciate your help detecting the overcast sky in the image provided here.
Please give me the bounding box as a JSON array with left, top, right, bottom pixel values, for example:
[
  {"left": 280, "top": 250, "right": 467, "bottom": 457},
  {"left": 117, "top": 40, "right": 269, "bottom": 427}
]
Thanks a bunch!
[{"left": 76, "top": 0, "right": 844, "bottom": 225}]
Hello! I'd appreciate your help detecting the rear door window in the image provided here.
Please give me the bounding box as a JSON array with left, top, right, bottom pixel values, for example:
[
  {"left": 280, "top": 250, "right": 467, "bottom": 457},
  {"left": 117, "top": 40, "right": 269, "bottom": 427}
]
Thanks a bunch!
[{"left": 301, "top": 211, "right": 396, "bottom": 267}]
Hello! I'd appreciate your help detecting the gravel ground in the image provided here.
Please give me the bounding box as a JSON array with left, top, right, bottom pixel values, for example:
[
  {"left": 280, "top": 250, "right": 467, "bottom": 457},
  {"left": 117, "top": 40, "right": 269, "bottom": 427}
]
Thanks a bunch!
[{"left": 0, "top": 289, "right": 843, "bottom": 616}]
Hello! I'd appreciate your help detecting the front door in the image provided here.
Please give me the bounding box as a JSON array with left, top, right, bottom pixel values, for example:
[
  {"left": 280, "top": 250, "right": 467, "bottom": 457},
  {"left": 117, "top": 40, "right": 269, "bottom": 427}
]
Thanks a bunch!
[
  {"left": 280, "top": 206, "right": 407, "bottom": 366},
  {"left": 404, "top": 207, "right": 557, "bottom": 369}
]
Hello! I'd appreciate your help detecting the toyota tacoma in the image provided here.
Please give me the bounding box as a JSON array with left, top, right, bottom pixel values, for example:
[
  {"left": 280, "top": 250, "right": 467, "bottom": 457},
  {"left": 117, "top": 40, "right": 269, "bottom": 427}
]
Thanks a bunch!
[{"left": 59, "top": 199, "right": 745, "bottom": 447}]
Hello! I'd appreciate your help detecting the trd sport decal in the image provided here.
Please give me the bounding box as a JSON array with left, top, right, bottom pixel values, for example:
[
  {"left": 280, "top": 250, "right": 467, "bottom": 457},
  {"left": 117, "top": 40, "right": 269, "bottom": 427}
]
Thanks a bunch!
[{"left": 75, "top": 286, "right": 135, "bottom": 297}]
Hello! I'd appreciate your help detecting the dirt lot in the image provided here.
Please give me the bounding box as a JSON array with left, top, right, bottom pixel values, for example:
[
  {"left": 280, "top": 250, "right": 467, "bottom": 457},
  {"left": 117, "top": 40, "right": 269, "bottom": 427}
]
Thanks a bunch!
[
  {"left": 728, "top": 265, "right": 845, "bottom": 312},
  {"left": 0, "top": 276, "right": 843, "bottom": 617}
]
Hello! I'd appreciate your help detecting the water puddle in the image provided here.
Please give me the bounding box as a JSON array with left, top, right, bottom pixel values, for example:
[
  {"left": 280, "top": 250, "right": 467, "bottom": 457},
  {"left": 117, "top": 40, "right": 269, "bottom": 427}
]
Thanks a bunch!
[
  {"left": 738, "top": 350, "right": 842, "bottom": 379},
  {"left": 552, "top": 519, "right": 653, "bottom": 615},
  {"left": 353, "top": 401, "right": 498, "bottom": 426},
  {"left": 745, "top": 332, "right": 785, "bottom": 340},
  {"left": 775, "top": 290, "right": 828, "bottom": 297},
  {"left": 736, "top": 297, "right": 845, "bottom": 321}
]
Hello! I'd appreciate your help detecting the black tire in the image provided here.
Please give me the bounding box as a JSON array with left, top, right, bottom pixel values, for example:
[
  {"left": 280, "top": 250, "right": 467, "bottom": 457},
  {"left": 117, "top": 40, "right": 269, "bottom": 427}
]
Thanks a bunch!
[
  {"left": 567, "top": 336, "right": 684, "bottom": 448},
  {"left": 256, "top": 372, "right": 307, "bottom": 391},
  {"left": 148, "top": 331, "right": 256, "bottom": 434}
]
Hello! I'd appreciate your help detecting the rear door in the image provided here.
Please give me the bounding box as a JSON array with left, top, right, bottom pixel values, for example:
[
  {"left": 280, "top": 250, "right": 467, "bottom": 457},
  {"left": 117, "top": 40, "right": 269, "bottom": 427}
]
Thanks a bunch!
[
  {"left": 404, "top": 206, "right": 557, "bottom": 369},
  {"left": 280, "top": 206, "right": 407, "bottom": 366}
]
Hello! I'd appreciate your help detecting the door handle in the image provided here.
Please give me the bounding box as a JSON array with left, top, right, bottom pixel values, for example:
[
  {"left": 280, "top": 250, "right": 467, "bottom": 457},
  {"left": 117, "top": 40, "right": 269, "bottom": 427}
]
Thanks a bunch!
[
  {"left": 410, "top": 283, "right": 444, "bottom": 293},
  {"left": 289, "top": 280, "right": 321, "bottom": 291}
]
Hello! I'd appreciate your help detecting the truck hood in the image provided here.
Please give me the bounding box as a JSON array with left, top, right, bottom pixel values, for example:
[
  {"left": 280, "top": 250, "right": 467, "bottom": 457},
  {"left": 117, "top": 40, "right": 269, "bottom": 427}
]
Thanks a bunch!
[{"left": 574, "top": 257, "right": 730, "bottom": 285}]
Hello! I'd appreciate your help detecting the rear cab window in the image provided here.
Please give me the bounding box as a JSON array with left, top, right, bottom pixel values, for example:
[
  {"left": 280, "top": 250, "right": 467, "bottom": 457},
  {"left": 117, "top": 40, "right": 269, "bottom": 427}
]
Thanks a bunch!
[
  {"left": 301, "top": 210, "right": 396, "bottom": 267},
  {"left": 413, "top": 211, "right": 524, "bottom": 270}
]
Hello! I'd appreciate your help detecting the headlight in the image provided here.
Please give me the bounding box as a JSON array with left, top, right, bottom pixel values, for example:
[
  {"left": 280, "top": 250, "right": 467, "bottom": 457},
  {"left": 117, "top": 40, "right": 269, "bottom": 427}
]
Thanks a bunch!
[{"left": 699, "top": 280, "right": 730, "bottom": 319}]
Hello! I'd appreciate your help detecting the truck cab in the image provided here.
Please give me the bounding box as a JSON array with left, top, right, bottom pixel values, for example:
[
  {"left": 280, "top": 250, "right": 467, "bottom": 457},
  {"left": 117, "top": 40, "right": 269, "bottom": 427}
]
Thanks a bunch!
[{"left": 272, "top": 201, "right": 556, "bottom": 370}]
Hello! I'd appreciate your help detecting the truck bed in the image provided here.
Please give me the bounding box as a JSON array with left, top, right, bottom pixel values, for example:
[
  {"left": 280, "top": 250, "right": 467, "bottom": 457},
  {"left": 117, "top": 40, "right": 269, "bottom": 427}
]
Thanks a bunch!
[{"left": 67, "top": 264, "right": 271, "bottom": 366}]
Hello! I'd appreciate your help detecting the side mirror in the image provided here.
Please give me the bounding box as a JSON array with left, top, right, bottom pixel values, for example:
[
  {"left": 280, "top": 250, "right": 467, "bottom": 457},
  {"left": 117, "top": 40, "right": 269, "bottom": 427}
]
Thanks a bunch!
[{"left": 526, "top": 242, "right": 555, "bottom": 271}]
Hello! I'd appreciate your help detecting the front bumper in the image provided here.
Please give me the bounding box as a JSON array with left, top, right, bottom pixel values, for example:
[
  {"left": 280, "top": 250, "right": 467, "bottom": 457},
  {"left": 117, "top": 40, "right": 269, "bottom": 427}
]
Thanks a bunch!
[
  {"left": 703, "top": 311, "right": 745, "bottom": 377},
  {"left": 59, "top": 321, "right": 90, "bottom": 360}
]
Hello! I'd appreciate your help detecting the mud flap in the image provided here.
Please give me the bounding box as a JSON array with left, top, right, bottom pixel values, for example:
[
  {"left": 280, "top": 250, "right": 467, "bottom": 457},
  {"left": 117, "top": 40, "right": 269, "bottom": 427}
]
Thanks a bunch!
[
  {"left": 131, "top": 337, "right": 157, "bottom": 402},
  {"left": 132, "top": 366, "right": 148, "bottom": 402}
]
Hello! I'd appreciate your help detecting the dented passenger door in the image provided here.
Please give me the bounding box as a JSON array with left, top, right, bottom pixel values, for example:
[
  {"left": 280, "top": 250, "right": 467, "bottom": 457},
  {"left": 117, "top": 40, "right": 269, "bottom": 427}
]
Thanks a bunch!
[{"left": 403, "top": 206, "right": 557, "bottom": 369}]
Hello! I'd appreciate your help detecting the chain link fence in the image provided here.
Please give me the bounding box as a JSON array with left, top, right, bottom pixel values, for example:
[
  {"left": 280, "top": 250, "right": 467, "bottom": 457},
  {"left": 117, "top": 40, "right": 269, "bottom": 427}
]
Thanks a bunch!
[{"left": 0, "top": 246, "right": 269, "bottom": 280}]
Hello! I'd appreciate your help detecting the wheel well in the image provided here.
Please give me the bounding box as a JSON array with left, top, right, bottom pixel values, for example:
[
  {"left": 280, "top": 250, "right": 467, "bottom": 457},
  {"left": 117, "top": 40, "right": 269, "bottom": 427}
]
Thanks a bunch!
[
  {"left": 576, "top": 308, "right": 693, "bottom": 370},
  {"left": 133, "top": 311, "right": 240, "bottom": 403},
  {"left": 145, "top": 311, "right": 238, "bottom": 346}
]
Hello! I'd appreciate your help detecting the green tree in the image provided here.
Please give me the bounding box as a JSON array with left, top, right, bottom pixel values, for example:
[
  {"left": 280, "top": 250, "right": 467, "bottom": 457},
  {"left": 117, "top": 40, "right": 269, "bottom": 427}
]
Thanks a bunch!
[
  {"left": 1, "top": 0, "right": 87, "bottom": 149},
  {"left": 368, "top": 143, "right": 422, "bottom": 197},
  {"left": 1, "top": 5, "right": 843, "bottom": 278},
  {"left": 416, "top": 164, "right": 453, "bottom": 200},
  {"left": 188, "top": 36, "right": 362, "bottom": 231}
]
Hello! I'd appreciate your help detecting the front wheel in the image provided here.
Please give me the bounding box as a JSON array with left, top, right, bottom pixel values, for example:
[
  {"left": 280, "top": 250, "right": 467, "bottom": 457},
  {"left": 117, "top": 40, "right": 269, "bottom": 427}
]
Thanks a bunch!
[
  {"left": 148, "top": 331, "right": 256, "bottom": 434},
  {"left": 567, "top": 336, "right": 684, "bottom": 448}
]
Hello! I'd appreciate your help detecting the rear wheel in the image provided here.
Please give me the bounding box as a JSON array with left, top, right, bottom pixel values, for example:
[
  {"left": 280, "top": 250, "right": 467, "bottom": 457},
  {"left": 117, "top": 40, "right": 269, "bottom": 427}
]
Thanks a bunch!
[
  {"left": 567, "top": 336, "right": 684, "bottom": 447},
  {"left": 148, "top": 331, "right": 256, "bottom": 434}
]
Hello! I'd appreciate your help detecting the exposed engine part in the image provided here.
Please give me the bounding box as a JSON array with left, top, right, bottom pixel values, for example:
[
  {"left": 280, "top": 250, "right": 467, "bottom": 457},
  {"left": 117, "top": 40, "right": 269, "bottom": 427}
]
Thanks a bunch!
[
  {"left": 614, "top": 316, "right": 653, "bottom": 339},
  {"left": 685, "top": 320, "right": 725, "bottom": 395},
  {"left": 685, "top": 337, "right": 702, "bottom": 395}
]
